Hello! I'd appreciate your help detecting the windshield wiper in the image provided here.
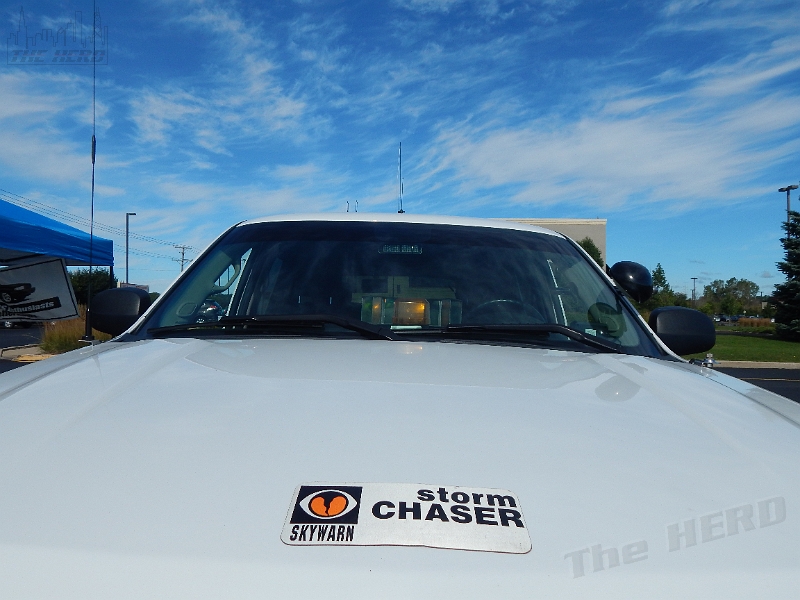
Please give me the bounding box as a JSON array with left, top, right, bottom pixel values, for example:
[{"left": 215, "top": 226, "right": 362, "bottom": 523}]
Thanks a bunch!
[
  {"left": 404, "top": 324, "right": 625, "bottom": 354},
  {"left": 147, "top": 314, "right": 396, "bottom": 341}
]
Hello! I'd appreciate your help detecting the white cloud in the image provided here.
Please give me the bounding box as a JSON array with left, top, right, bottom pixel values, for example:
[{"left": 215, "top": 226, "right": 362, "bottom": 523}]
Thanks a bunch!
[
  {"left": 127, "top": 0, "right": 311, "bottom": 154},
  {"left": 394, "top": 0, "right": 572, "bottom": 19},
  {"left": 0, "top": 71, "right": 108, "bottom": 185},
  {"left": 426, "top": 111, "right": 750, "bottom": 211},
  {"left": 661, "top": 0, "right": 709, "bottom": 17},
  {"left": 410, "top": 21, "right": 800, "bottom": 215},
  {"left": 272, "top": 163, "right": 319, "bottom": 180},
  {"left": 0, "top": 76, "right": 63, "bottom": 120},
  {"left": 689, "top": 38, "right": 800, "bottom": 97},
  {"left": 394, "top": 0, "right": 466, "bottom": 13},
  {"left": 152, "top": 176, "right": 337, "bottom": 217},
  {"left": 129, "top": 89, "right": 204, "bottom": 145}
]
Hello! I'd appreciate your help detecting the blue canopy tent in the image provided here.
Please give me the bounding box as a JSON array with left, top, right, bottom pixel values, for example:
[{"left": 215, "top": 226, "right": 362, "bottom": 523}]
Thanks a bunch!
[{"left": 0, "top": 198, "right": 114, "bottom": 267}]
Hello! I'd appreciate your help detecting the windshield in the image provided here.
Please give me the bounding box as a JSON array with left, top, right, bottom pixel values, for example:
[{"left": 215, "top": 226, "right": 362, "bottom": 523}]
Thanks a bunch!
[{"left": 140, "top": 221, "right": 662, "bottom": 356}]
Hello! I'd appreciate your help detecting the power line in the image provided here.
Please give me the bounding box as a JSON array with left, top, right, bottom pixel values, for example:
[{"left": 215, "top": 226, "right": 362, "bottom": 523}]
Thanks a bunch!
[
  {"left": 111, "top": 243, "right": 177, "bottom": 261},
  {"left": 1, "top": 187, "right": 193, "bottom": 270},
  {"left": 128, "top": 268, "right": 185, "bottom": 273},
  {"left": 69, "top": 242, "right": 187, "bottom": 263},
  {"left": 0, "top": 187, "right": 188, "bottom": 247}
]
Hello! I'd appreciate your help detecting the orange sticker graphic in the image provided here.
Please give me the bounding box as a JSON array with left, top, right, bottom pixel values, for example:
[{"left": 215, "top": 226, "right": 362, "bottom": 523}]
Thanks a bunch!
[{"left": 310, "top": 493, "right": 348, "bottom": 517}]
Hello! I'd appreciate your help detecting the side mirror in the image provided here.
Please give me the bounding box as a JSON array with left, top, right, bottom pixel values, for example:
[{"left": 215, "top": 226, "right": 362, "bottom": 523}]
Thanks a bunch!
[
  {"left": 609, "top": 261, "right": 653, "bottom": 303},
  {"left": 91, "top": 287, "right": 152, "bottom": 336},
  {"left": 649, "top": 306, "right": 715, "bottom": 356}
]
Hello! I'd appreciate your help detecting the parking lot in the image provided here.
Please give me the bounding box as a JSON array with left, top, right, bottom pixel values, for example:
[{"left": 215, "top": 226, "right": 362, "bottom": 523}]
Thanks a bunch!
[
  {"left": 0, "top": 326, "right": 42, "bottom": 373},
  {"left": 717, "top": 367, "right": 800, "bottom": 403}
]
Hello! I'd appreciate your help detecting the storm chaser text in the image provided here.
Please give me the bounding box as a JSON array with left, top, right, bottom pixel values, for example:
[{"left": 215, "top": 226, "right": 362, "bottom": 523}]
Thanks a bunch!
[{"left": 371, "top": 487, "right": 525, "bottom": 527}]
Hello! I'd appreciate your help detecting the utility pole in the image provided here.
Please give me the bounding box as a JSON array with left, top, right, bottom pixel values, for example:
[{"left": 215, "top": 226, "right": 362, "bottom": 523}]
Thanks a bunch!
[
  {"left": 174, "top": 244, "right": 191, "bottom": 272},
  {"left": 125, "top": 212, "right": 136, "bottom": 284},
  {"left": 778, "top": 184, "right": 799, "bottom": 227},
  {"left": 691, "top": 277, "right": 698, "bottom": 309}
]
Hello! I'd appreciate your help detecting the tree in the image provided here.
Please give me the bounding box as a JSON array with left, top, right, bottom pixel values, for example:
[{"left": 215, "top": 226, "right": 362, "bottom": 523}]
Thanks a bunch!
[
  {"left": 672, "top": 292, "right": 690, "bottom": 308},
  {"left": 577, "top": 237, "right": 603, "bottom": 267},
  {"left": 773, "top": 210, "right": 800, "bottom": 339},
  {"left": 652, "top": 263, "right": 669, "bottom": 294},
  {"left": 69, "top": 268, "right": 118, "bottom": 305},
  {"left": 702, "top": 278, "right": 760, "bottom": 316},
  {"left": 637, "top": 263, "right": 689, "bottom": 311},
  {"left": 698, "top": 301, "right": 716, "bottom": 317}
]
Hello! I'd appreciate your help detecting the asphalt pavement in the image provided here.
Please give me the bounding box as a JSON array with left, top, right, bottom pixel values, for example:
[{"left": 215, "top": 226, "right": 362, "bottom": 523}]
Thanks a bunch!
[
  {"left": 0, "top": 325, "right": 43, "bottom": 373},
  {"left": 717, "top": 367, "right": 800, "bottom": 403},
  {"left": 0, "top": 361, "right": 20, "bottom": 373},
  {"left": 0, "top": 324, "right": 42, "bottom": 348}
]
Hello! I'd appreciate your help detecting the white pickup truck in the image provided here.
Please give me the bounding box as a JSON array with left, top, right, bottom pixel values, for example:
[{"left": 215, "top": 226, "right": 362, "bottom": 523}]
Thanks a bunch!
[{"left": 0, "top": 214, "right": 797, "bottom": 598}]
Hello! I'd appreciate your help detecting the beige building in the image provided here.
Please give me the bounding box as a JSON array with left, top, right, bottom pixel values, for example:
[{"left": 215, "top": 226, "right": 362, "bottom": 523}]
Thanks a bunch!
[{"left": 504, "top": 219, "right": 607, "bottom": 264}]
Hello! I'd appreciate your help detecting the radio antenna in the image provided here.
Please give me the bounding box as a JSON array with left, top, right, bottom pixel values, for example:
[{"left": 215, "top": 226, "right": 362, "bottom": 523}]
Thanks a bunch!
[
  {"left": 398, "top": 142, "right": 405, "bottom": 213},
  {"left": 82, "top": 1, "right": 98, "bottom": 342}
]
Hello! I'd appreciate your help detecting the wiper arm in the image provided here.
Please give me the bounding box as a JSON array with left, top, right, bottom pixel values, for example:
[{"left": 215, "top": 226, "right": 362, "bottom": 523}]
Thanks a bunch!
[
  {"left": 424, "top": 324, "right": 625, "bottom": 354},
  {"left": 148, "top": 314, "right": 396, "bottom": 341}
]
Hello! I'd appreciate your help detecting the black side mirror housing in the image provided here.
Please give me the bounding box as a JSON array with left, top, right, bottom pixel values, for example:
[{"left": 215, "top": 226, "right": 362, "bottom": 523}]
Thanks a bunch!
[
  {"left": 91, "top": 287, "right": 153, "bottom": 336},
  {"left": 609, "top": 261, "right": 653, "bottom": 303},
  {"left": 649, "top": 306, "right": 715, "bottom": 356}
]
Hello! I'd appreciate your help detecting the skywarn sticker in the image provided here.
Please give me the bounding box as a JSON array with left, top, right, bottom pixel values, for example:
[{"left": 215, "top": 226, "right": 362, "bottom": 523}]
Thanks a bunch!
[{"left": 280, "top": 483, "right": 531, "bottom": 554}]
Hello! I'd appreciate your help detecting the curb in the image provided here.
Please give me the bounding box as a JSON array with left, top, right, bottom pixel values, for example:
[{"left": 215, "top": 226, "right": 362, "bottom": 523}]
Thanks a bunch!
[
  {"left": 0, "top": 344, "right": 45, "bottom": 360},
  {"left": 13, "top": 354, "right": 54, "bottom": 362}
]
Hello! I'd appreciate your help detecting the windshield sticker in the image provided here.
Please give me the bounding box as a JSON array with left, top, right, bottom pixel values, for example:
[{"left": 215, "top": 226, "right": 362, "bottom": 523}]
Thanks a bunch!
[{"left": 281, "top": 483, "right": 532, "bottom": 554}]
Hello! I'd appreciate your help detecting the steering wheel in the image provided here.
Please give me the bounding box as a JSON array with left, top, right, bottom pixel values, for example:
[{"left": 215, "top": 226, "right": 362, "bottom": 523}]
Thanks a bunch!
[{"left": 465, "top": 299, "right": 543, "bottom": 324}]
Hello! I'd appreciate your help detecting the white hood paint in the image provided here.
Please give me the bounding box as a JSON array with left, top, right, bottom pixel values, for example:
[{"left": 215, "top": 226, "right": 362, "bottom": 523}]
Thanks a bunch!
[{"left": 0, "top": 338, "right": 798, "bottom": 598}]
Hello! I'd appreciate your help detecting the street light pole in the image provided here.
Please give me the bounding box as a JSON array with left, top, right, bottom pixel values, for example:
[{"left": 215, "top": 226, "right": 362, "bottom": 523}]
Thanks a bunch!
[
  {"left": 778, "top": 184, "right": 799, "bottom": 227},
  {"left": 125, "top": 212, "right": 136, "bottom": 284},
  {"left": 691, "top": 277, "right": 698, "bottom": 309}
]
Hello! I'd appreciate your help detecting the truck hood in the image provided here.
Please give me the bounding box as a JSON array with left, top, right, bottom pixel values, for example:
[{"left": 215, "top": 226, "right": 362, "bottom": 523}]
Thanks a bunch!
[{"left": 0, "top": 338, "right": 798, "bottom": 598}]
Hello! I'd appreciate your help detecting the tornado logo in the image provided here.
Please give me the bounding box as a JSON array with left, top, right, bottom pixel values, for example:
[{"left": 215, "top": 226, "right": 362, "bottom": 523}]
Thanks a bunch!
[{"left": 299, "top": 489, "right": 359, "bottom": 520}]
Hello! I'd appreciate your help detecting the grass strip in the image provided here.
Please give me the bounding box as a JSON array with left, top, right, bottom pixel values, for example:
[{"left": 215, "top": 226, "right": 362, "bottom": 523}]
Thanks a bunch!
[
  {"left": 683, "top": 334, "right": 800, "bottom": 362},
  {"left": 40, "top": 316, "right": 111, "bottom": 354}
]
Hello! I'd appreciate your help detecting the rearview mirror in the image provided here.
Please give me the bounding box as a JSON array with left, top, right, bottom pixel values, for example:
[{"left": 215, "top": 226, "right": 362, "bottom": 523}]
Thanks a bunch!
[
  {"left": 649, "top": 306, "right": 715, "bottom": 356},
  {"left": 91, "top": 287, "right": 152, "bottom": 336},
  {"left": 609, "top": 261, "right": 653, "bottom": 303}
]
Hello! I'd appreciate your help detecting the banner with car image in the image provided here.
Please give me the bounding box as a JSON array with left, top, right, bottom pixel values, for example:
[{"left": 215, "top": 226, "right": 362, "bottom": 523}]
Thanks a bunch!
[{"left": 0, "top": 258, "right": 79, "bottom": 322}]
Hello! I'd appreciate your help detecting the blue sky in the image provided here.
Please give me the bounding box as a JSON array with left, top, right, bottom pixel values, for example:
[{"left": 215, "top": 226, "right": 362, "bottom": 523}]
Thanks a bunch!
[{"left": 2, "top": 0, "right": 799, "bottom": 295}]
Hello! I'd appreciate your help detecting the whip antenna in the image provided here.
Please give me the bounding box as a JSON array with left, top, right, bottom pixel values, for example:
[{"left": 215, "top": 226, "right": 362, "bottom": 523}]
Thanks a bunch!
[
  {"left": 398, "top": 142, "right": 405, "bottom": 213},
  {"left": 83, "top": 1, "right": 98, "bottom": 341}
]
